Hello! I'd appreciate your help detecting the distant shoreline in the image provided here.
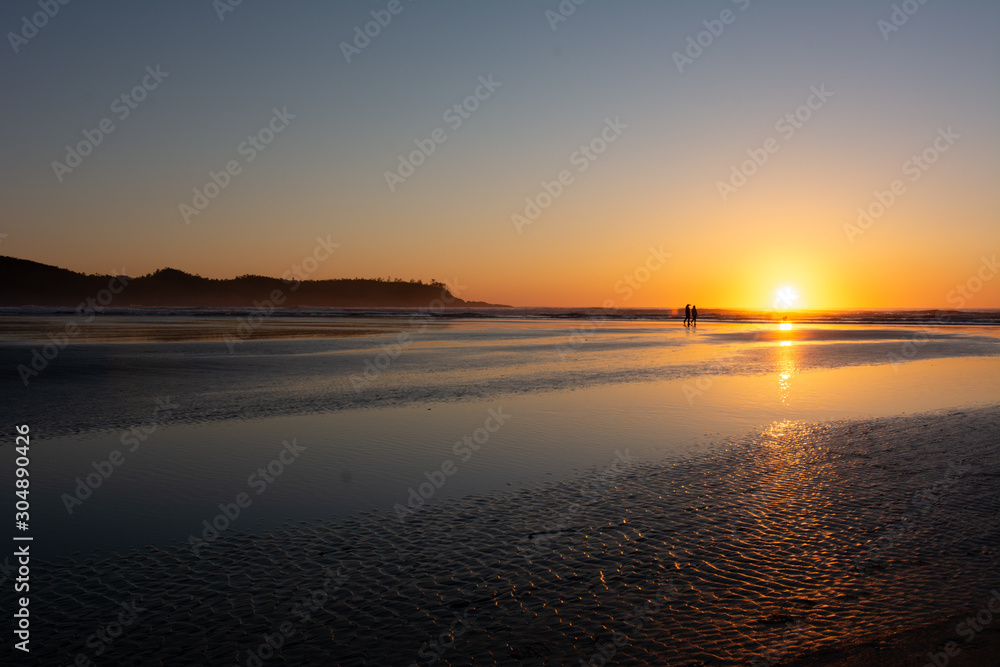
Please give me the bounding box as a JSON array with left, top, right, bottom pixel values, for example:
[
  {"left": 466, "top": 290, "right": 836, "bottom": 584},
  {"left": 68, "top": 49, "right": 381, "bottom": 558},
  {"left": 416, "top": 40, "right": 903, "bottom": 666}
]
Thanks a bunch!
[{"left": 0, "top": 255, "right": 509, "bottom": 308}]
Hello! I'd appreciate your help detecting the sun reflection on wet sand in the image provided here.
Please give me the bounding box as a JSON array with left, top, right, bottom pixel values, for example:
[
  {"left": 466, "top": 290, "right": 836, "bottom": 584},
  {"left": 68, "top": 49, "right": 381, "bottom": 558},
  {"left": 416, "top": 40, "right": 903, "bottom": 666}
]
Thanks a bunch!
[
  {"left": 776, "top": 329, "right": 797, "bottom": 405},
  {"left": 779, "top": 371, "right": 792, "bottom": 404},
  {"left": 747, "top": 418, "right": 857, "bottom": 605}
]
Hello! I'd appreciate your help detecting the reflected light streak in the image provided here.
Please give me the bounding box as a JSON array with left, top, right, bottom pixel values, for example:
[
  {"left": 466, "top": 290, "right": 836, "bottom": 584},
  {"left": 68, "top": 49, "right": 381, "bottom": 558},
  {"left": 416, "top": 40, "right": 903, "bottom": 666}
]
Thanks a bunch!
[{"left": 777, "top": 337, "right": 797, "bottom": 405}]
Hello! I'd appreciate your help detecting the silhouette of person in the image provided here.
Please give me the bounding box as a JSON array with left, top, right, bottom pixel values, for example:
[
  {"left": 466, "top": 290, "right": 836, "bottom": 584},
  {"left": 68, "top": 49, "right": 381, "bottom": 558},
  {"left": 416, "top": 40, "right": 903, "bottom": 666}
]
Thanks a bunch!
[
  {"left": 692, "top": 305, "right": 698, "bottom": 326},
  {"left": 684, "top": 304, "right": 691, "bottom": 326}
]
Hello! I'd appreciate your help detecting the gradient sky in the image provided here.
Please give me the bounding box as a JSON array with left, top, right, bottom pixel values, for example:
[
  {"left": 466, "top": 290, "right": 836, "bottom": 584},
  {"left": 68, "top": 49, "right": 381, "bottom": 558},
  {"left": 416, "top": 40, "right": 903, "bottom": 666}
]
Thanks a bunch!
[{"left": 2, "top": 0, "right": 998, "bottom": 308}]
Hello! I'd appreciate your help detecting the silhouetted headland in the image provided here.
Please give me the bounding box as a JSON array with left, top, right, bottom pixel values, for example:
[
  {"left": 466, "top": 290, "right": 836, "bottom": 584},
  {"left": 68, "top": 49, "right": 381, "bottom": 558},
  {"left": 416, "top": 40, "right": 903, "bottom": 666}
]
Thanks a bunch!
[{"left": 0, "top": 256, "right": 507, "bottom": 308}]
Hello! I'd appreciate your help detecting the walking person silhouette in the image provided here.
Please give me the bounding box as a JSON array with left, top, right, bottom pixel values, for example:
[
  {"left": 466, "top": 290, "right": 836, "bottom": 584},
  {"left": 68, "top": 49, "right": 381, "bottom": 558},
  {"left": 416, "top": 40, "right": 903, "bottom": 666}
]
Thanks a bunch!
[
  {"left": 692, "top": 305, "right": 698, "bottom": 326},
  {"left": 684, "top": 304, "right": 691, "bottom": 326}
]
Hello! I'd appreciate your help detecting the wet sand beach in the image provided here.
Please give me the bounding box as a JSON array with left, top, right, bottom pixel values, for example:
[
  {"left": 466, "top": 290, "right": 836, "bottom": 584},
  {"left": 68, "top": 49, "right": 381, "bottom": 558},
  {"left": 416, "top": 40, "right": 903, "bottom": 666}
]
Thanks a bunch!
[
  {"left": 4, "top": 315, "right": 998, "bottom": 665},
  {"left": 23, "top": 406, "right": 1000, "bottom": 666}
]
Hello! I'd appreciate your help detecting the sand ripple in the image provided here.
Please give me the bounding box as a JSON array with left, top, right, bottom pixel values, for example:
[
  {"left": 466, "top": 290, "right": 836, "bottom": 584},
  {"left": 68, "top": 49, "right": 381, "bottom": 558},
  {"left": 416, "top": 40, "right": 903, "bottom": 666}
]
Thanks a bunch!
[{"left": 21, "top": 407, "right": 1000, "bottom": 665}]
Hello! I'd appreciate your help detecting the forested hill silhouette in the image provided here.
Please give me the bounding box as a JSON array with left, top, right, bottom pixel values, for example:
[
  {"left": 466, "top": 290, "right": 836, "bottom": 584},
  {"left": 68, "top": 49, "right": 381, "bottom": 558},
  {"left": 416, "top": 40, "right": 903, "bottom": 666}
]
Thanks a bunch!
[{"left": 0, "top": 256, "right": 506, "bottom": 308}]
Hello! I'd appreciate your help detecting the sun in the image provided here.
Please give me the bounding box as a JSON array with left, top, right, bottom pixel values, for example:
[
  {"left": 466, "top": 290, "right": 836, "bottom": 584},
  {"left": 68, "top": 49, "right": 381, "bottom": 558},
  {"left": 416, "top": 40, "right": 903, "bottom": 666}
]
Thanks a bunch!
[{"left": 774, "top": 286, "right": 799, "bottom": 310}]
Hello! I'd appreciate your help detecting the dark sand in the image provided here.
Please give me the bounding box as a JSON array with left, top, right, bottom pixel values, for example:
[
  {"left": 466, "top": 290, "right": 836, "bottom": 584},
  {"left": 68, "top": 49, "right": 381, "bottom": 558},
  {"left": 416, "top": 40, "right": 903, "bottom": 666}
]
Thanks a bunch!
[
  {"left": 20, "top": 406, "right": 1000, "bottom": 665},
  {"left": 780, "top": 612, "right": 1000, "bottom": 666}
]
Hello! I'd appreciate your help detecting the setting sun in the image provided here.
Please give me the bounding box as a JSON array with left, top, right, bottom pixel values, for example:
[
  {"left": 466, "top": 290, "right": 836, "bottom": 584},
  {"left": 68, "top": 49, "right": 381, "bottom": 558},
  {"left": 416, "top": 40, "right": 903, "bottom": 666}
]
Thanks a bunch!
[{"left": 774, "top": 286, "right": 800, "bottom": 310}]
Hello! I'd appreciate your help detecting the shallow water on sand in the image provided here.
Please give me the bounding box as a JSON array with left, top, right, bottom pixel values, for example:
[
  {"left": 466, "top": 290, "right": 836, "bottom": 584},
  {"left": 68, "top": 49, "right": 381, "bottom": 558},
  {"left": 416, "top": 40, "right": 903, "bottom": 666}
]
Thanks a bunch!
[
  {"left": 24, "top": 408, "right": 1000, "bottom": 666},
  {"left": 20, "top": 351, "right": 1000, "bottom": 558},
  {"left": 5, "top": 319, "right": 999, "bottom": 438}
]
